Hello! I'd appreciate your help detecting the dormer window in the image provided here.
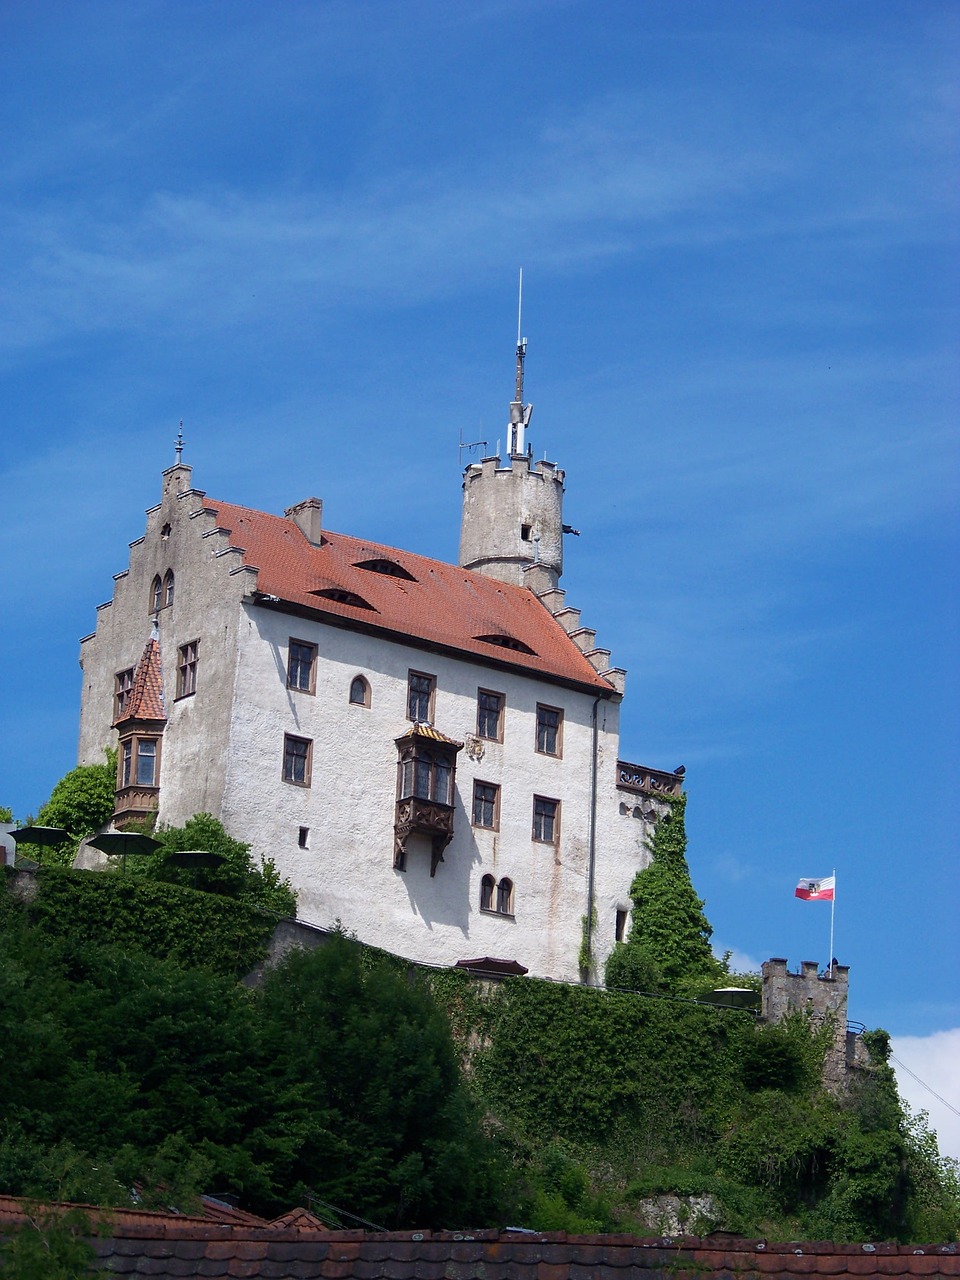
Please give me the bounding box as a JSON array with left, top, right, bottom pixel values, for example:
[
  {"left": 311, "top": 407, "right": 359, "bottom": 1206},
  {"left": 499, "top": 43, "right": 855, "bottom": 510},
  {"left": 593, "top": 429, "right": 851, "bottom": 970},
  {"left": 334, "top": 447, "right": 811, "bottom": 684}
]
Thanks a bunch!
[
  {"left": 355, "top": 558, "right": 417, "bottom": 582},
  {"left": 393, "top": 725, "right": 463, "bottom": 876},
  {"left": 475, "top": 633, "right": 537, "bottom": 655},
  {"left": 312, "top": 587, "right": 376, "bottom": 611}
]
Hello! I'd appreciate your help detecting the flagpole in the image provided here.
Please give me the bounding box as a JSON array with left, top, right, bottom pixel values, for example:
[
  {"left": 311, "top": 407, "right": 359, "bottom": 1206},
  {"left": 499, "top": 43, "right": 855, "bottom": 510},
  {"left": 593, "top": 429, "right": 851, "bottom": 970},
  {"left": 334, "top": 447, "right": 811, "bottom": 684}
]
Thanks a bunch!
[{"left": 828, "top": 867, "right": 836, "bottom": 975}]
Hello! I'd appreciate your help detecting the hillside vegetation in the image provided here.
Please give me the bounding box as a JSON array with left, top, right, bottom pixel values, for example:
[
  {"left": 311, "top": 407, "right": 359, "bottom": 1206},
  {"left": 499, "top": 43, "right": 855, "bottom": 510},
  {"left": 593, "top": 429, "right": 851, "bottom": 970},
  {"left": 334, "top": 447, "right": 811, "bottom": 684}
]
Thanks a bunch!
[{"left": 1, "top": 780, "right": 957, "bottom": 1243}]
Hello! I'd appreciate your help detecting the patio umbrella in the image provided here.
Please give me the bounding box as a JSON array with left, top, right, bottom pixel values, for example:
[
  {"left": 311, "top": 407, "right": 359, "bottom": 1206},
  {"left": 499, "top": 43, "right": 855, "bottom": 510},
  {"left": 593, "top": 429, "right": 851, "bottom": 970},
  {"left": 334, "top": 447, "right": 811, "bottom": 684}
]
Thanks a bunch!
[
  {"left": 88, "top": 831, "right": 162, "bottom": 857},
  {"left": 88, "top": 829, "right": 162, "bottom": 874},
  {"left": 11, "top": 826, "right": 70, "bottom": 865},
  {"left": 162, "top": 849, "right": 225, "bottom": 869}
]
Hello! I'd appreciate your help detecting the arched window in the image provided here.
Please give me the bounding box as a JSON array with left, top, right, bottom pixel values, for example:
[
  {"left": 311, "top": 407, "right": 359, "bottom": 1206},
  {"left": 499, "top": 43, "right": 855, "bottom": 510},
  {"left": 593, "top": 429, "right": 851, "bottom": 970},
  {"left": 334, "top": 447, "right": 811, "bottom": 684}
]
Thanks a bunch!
[
  {"left": 497, "top": 877, "right": 514, "bottom": 916},
  {"left": 163, "top": 569, "right": 175, "bottom": 607},
  {"left": 150, "top": 575, "right": 162, "bottom": 613},
  {"left": 480, "top": 874, "right": 495, "bottom": 912},
  {"left": 349, "top": 675, "right": 370, "bottom": 707}
]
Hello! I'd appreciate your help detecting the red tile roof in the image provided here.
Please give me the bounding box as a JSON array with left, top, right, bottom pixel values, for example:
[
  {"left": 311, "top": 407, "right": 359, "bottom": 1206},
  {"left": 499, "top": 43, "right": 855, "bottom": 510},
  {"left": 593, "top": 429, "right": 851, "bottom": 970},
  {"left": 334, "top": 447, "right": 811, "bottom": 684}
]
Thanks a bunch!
[
  {"left": 205, "top": 499, "right": 614, "bottom": 694},
  {"left": 1, "top": 1202, "right": 956, "bottom": 1280},
  {"left": 115, "top": 636, "right": 166, "bottom": 725}
]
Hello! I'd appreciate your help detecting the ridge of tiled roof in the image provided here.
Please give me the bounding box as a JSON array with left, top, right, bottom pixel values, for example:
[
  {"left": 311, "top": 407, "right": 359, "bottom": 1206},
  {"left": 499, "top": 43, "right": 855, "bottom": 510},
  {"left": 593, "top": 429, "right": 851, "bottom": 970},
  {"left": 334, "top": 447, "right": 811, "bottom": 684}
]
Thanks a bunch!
[
  {"left": 2, "top": 1203, "right": 956, "bottom": 1279},
  {"left": 115, "top": 636, "right": 165, "bottom": 725},
  {"left": 205, "top": 499, "right": 615, "bottom": 693}
]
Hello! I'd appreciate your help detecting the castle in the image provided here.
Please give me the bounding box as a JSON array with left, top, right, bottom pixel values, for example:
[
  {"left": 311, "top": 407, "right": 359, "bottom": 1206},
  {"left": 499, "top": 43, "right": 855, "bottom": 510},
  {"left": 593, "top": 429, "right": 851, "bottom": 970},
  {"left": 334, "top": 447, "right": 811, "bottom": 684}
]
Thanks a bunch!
[{"left": 76, "top": 354, "right": 683, "bottom": 983}]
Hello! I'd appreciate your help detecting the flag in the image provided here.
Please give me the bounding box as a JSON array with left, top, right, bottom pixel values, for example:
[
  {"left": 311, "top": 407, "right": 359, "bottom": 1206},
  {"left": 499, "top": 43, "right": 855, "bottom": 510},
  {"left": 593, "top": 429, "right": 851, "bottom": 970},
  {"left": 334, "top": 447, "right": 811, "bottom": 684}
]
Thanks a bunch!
[{"left": 795, "top": 875, "right": 835, "bottom": 901}]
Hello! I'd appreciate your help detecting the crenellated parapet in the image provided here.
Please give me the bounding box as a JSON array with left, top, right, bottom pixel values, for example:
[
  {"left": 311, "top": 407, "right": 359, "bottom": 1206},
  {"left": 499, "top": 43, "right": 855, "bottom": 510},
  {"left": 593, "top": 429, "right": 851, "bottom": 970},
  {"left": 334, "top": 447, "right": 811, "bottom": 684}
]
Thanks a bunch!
[{"left": 761, "top": 958, "right": 868, "bottom": 1095}]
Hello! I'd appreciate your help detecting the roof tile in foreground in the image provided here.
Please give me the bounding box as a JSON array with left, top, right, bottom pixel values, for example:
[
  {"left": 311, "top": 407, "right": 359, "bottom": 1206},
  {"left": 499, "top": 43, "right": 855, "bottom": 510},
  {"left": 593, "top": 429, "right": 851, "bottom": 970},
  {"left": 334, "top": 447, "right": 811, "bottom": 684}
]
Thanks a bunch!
[
  {"left": 206, "top": 500, "right": 615, "bottom": 694},
  {"left": 3, "top": 1199, "right": 959, "bottom": 1277}
]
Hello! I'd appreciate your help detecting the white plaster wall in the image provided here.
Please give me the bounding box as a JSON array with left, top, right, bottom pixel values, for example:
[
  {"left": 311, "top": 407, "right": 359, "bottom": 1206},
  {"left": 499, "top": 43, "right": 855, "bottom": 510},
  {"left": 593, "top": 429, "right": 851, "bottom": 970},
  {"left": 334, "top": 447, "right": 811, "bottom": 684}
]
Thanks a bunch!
[{"left": 220, "top": 604, "right": 650, "bottom": 982}]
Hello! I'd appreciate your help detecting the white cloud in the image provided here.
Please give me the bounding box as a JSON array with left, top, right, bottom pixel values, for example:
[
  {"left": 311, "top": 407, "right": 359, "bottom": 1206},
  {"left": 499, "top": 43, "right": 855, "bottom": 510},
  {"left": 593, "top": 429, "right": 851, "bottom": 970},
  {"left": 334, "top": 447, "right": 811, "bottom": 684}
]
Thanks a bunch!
[
  {"left": 891, "top": 1029, "right": 960, "bottom": 1163},
  {"left": 714, "top": 945, "right": 762, "bottom": 975}
]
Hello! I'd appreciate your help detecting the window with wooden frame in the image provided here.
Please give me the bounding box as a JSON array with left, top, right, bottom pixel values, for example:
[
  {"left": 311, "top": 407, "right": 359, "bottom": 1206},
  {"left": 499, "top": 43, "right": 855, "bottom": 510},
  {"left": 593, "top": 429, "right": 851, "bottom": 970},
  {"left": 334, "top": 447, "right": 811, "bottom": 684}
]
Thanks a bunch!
[
  {"left": 119, "top": 735, "right": 160, "bottom": 788},
  {"left": 532, "top": 795, "right": 560, "bottom": 843},
  {"left": 496, "top": 877, "right": 514, "bottom": 916},
  {"left": 150, "top": 575, "right": 162, "bottom": 613},
  {"left": 114, "top": 668, "right": 134, "bottom": 720},
  {"left": 480, "top": 874, "right": 514, "bottom": 916},
  {"left": 472, "top": 781, "right": 500, "bottom": 830},
  {"left": 282, "top": 734, "right": 312, "bottom": 786},
  {"left": 163, "top": 569, "right": 175, "bottom": 608},
  {"left": 480, "top": 874, "right": 495, "bottom": 911},
  {"left": 176, "top": 640, "right": 199, "bottom": 699},
  {"left": 535, "top": 703, "right": 563, "bottom": 756},
  {"left": 349, "top": 675, "right": 371, "bottom": 707},
  {"left": 476, "top": 689, "right": 504, "bottom": 741},
  {"left": 407, "top": 670, "right": 435, "bottom": 723},
  {"left": 287, "top": 639, "right": 317, "bottom": 694}
]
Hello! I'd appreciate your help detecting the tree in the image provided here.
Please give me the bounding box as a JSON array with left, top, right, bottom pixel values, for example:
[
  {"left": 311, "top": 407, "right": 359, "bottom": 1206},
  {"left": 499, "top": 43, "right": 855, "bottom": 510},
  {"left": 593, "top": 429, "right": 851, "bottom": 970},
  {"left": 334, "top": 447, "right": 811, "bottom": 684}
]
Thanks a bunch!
[
  {"left": 253, "top": 934, "right": 502, "bottom": 1227},
  {"left": 0, "top": 1210, "right": 95, "bottom": 1280},
  {"left": 605, "top": 796, "right": 724, "bottom": 993},
  {"left": 34, "top": 752, "right": 117, "bottom": 866},
  {"left": 134, "top": 813, "right": 296, "bottom": 917},
  {"left": 0, "top": 806, "right": 13, "bottom": 823}
]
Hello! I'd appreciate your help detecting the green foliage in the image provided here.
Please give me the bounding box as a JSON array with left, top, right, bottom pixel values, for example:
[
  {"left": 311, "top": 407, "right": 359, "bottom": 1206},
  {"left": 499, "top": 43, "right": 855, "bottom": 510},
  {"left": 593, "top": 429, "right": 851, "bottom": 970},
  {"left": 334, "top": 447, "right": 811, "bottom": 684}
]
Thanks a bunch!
[
  {"left": 0, "top": 1209, "right": 95, "bottom": 1279},
  {"left": 19, "top": 868, "right": 277, "bottom": 977},
  {"left": 2, "top": 863, "right": 956, "bottom": 1243},
  {"left": 0, "top": 910, "right": 505, "bottom": 1230},
  {"left": 604, "top": 796, "right": 724, "bottom": 993},
  {"left": 34, "top": 752, "right": 117, "bottom": 866},
  {"left": 131, "top": 813, "right": 297, "bottom": 917},
  {"left": 254, "top": 934, "right": 504, "bottom": 1227},
  {"left": 0, "top": 806, "right": 13, "bottom": 823}
]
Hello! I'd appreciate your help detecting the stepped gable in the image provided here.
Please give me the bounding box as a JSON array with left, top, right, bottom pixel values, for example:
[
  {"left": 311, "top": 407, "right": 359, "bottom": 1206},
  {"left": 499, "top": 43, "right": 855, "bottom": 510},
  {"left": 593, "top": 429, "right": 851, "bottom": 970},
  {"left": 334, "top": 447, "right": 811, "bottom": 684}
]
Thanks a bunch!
[
  {"left": 114, "top": 635, "right": 165, "bottom": 726},
  {"left": 205, "top": 498, "right": 615, "bottom": 694}
]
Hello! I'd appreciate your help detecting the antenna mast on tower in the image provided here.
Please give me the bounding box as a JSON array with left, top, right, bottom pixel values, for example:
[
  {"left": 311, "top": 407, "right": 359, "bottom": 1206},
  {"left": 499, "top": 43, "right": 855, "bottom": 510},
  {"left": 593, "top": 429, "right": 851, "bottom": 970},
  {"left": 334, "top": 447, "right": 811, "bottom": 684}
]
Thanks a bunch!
[{"left": 509, "top": 268, "right": 533, "bottom": 456}]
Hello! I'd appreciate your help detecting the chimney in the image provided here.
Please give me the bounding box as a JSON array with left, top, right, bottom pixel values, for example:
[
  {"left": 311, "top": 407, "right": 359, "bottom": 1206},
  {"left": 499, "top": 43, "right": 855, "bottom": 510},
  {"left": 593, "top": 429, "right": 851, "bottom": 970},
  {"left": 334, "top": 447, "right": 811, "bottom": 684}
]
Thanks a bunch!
[{"left": 285, "top": 498, "right": 323, "bottom": 546}]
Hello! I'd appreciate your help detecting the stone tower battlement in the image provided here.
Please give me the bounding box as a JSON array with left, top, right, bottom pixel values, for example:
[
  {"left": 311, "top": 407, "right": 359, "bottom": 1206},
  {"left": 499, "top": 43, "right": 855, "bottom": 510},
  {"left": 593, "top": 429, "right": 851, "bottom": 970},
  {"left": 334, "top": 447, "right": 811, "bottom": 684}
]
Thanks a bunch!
[
  {"left": 459, "top": 454, "right": 565, "bottom": 590},
  {"left": 761, "top": 958, "right": 868, "bottom": 1094}
]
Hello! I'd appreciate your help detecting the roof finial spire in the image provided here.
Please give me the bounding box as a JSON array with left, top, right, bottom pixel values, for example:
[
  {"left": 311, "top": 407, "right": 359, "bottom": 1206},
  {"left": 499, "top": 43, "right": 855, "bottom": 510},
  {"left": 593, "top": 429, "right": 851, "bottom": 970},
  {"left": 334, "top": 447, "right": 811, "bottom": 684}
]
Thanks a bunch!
[
  {"left": 509, "top": 269, "right": 533, "bottom": 456},
  {"left": 175, "top": 421, "right": 184, "bottom": 465}
]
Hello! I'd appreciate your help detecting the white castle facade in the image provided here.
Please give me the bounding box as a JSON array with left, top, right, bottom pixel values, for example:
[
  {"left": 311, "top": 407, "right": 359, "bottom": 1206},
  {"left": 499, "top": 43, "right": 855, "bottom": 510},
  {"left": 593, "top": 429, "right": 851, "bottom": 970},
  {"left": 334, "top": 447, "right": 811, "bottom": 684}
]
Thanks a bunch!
[{"left": 77, "top": 373, "right": 682, "bottom": 983}]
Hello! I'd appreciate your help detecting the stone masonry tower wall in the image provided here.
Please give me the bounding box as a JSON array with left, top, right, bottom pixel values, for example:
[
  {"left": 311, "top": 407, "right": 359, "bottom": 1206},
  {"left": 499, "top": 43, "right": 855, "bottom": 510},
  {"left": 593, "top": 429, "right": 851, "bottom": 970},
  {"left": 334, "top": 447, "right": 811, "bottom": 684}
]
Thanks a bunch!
[
  {"left": 761, "top": 958, "right": 856, "bottom": 1095},
  {"left": 459, "top": 455, "right": 565, "bottom": 590}
]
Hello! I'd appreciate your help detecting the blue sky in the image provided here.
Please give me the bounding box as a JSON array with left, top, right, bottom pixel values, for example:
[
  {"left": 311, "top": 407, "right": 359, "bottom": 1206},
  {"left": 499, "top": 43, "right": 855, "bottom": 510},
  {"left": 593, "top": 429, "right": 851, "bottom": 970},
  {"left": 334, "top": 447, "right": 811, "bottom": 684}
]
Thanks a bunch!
[{"left": 1, "top": 2, "right": 957, "bottom": 1152}]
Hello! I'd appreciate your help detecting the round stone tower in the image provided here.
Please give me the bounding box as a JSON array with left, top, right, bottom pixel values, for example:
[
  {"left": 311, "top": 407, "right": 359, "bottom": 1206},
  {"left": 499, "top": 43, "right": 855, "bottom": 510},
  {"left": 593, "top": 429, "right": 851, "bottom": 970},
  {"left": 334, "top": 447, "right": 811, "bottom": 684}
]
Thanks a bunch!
[
  {"left": 459, "top": 452, "right": 565, "bottom": 589},
  {"left": 459, "top": 333, "right": 566, "bottom": 591}
]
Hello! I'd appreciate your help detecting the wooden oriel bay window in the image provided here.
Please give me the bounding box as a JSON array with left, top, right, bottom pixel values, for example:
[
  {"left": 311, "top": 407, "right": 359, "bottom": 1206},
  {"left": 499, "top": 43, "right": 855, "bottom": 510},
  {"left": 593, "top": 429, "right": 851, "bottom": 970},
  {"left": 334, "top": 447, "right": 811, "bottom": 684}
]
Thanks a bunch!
[{"left": 394, "top": 724, "right": 463, "bottom": 876}]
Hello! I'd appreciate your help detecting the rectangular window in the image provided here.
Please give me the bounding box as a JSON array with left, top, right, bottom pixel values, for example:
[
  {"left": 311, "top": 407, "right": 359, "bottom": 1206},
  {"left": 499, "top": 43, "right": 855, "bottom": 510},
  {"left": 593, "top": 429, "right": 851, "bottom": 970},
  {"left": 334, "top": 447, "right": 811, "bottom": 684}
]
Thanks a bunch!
[
  {"left": 616, "top": 908, "right": 629, "bottom": 942},
  {"left": 283, "top": 734, "right": 312, "bottom": 786},
  {"left": 287, "top": 639, "right": 317, "bottom": 693},
  {"left": 476, "top": 689, "right": 504, "bottom": 741},
  {"left": 119, "top": 737, "right": 158, "bottom": 788},
  {"left": 114, "top": 668, "right": 134, "bottom": 720},
  {"left": 536, "top": 704, "right": 563, "bottom": 756},
  {"left": 135, "top": 739, "right": 157, "bottom": 786},
  {"left": 298, "top": 826, "right": 309, "bottom": 849},
  {"left": 407, "top": 671, "right": 436, "bottom": 723},
  {"left": 177, "top": 640, "right": 199, "bottom": 699},
  {"left": 533, "top": 795, "right": 560, "bottom": 843},
  {"left": 472, "top": 781, "right": 500, "bottom": 830}
]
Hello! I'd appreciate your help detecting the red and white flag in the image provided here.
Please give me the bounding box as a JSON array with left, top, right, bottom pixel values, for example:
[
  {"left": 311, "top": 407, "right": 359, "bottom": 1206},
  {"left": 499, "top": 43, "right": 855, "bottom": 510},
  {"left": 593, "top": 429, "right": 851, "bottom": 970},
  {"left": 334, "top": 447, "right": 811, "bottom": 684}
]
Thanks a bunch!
[{"left": 795, "top": 875, "right": 835, "bottom": 901}]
